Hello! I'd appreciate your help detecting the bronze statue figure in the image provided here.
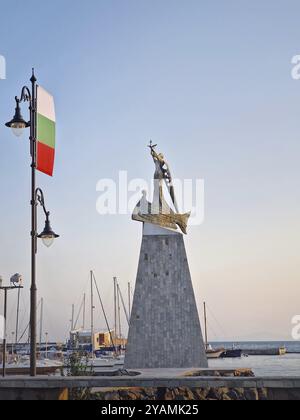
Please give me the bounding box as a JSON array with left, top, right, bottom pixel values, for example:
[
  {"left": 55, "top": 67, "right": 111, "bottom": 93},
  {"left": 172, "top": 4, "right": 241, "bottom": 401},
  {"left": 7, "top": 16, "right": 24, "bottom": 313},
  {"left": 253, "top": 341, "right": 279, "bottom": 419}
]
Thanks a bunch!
[
  {"left": 132, "top": 142, "right": 190, "bottom": 234},
  {"left": 148, "top": 141, "right": 179, "bottom": 214}
]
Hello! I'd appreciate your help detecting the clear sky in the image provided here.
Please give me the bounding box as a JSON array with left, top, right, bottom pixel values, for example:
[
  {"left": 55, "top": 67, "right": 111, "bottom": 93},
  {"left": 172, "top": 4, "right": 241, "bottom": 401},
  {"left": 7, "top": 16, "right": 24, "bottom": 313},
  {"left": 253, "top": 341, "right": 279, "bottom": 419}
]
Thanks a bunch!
[{"left": 0, "top": 0, "right": 300, "bottom": 342}]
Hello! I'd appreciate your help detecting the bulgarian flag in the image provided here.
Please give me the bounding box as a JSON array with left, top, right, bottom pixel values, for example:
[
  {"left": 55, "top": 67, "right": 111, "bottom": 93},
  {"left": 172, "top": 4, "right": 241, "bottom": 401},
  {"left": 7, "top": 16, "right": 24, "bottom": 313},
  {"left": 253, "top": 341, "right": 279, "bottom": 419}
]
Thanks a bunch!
[{"left": 36, "top": 86, "right": 56, "bottom": 176}]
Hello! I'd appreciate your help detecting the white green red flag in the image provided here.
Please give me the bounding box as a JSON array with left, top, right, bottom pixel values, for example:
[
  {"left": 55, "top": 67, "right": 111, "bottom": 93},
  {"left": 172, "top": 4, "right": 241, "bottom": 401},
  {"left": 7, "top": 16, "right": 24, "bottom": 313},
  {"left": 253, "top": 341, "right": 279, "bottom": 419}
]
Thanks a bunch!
[{"left": 36, "top": 86, "right": 56, "bottom": 176}]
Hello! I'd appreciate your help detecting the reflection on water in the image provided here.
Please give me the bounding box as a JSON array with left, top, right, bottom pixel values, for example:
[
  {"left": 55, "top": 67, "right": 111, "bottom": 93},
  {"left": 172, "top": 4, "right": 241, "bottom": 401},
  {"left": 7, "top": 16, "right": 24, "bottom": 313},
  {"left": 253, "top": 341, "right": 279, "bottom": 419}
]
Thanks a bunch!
[{"left": 209, "top": 354, "right": 300, "bottom": 377}]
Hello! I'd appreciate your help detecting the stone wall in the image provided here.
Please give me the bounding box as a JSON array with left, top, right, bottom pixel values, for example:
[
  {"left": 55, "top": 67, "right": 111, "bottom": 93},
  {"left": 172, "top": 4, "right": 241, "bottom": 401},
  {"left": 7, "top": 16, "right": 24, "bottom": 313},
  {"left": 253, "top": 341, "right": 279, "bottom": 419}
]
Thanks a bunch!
[
  {"left": 0, "top": 375, "right": 299, "bottom": 400},
  {"left": 90, "top": 387, "right": 299, "bottom": 401}
]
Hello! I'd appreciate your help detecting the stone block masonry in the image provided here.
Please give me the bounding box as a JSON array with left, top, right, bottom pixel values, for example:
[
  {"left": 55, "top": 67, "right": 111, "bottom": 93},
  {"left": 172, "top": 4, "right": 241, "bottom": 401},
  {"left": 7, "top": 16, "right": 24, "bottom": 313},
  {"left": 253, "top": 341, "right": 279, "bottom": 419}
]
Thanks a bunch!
[
  {"left": 125, "top": 225, "right": 208, "bottom": 369},
  {"left": 0, "top": 374, "right": 300, "bottom": 400}
]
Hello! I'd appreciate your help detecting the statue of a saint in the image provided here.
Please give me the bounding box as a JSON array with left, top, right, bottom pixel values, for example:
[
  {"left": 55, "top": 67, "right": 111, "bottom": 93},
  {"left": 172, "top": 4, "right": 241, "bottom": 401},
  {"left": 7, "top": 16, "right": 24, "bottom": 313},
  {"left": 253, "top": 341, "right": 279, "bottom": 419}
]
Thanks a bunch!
[
  {"left": 149, "top": 141, "right": 179, "bottom": 214},
  {"left": 132, "top": 142, "right": 190, "bottom": 234}
]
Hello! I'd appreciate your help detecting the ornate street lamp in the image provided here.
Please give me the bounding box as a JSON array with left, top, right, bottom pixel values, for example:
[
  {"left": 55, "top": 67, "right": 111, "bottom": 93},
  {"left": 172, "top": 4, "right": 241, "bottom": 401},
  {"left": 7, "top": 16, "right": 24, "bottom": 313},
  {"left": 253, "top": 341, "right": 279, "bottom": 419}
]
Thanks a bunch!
[
  {"left": 5, "top": 97, "right": 30, "bottom": 137},
  {"left": 4, "top": 70, "right": 59, "bottom": 376},
  {"left": 36, "top": 188, "right": 59, "bottom": 248},
  {"left": 0, "top": 278, "right": 23, "bottom": 378}
]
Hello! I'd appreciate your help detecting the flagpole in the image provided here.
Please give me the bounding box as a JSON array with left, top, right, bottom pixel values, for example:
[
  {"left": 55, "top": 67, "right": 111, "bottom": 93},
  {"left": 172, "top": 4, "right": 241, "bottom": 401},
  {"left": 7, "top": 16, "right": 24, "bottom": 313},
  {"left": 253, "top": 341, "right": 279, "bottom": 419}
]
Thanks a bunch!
[{"left": 30, "top": 69, "right": 37, "bottom": 377}]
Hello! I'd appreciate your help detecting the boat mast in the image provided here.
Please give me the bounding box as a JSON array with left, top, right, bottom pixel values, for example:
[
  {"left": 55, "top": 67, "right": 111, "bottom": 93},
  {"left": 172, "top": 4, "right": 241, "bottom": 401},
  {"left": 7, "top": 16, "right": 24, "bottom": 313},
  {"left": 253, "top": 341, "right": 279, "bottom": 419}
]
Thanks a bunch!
[
  {"left": 128, "top": 282, "right": 131, "bottom": 319},
  {"left": 15, "top": 287, "right": 21, "bottom": 345},
  {"left": 117, "top": 282, "right": 122, "bottom": 342},
  {"left": 204, "top": 302, "right": 208, "bottom": 351},
  {"left": 92, "top": 272, "right": 117, "bottom": 355},
  {"left": 82, "top": 293, "right": 86, "bottom": 330},
  {"left": 90, "top": 271, "right": 94, "bottom": 357},
  {"left": 39, "top": 297, "right": 44, "bottom": 352},
  {"left": 117, "top": 284, "right": 129, "bottom": 325},
  {"left": 113, "top": 277, "right": 117, "bottom": 342},
  {"left": 71, "top": 304, "right": 75, "bottom": 331}
]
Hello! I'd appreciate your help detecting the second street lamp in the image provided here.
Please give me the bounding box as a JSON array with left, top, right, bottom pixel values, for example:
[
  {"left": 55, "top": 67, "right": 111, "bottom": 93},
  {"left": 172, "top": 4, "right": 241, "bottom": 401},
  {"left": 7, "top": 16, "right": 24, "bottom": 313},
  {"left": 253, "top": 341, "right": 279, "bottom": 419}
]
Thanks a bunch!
[
  {"left": 36, "top": 188, "right": 59, "bottom": 248},
  {"left": 4, "top": 70, "right": 59, "bottom": 377}
]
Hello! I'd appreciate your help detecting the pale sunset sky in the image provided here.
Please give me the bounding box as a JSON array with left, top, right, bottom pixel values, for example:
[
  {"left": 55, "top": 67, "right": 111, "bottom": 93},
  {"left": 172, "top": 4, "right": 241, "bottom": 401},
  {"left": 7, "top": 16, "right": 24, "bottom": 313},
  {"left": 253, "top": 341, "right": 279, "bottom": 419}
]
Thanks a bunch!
[{"left": 0, "top": 0, "right": 299, "bottom": 342}]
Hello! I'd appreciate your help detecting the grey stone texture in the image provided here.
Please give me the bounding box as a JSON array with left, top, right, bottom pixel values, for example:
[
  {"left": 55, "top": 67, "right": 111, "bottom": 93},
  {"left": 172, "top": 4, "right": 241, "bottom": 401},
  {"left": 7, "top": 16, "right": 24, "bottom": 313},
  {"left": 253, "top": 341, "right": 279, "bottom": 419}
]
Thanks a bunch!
[{"left": 124, "top": 229, "right": 208, "bottom": 369}]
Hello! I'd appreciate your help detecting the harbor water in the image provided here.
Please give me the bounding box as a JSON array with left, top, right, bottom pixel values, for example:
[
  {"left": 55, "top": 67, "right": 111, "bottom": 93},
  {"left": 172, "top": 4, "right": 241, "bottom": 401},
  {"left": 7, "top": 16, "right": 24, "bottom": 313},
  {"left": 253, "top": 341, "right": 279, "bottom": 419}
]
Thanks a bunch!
[{"left": 209, "top": 341, "right": 300, "bottom": 377}]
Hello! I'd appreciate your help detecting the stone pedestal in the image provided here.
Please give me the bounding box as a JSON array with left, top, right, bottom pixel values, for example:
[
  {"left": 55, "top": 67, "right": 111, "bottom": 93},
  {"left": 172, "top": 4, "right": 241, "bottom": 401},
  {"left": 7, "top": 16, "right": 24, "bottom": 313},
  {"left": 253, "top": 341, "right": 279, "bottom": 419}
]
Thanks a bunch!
[{"left": 125, "top": 224, "right": 208, "bottom": 369}]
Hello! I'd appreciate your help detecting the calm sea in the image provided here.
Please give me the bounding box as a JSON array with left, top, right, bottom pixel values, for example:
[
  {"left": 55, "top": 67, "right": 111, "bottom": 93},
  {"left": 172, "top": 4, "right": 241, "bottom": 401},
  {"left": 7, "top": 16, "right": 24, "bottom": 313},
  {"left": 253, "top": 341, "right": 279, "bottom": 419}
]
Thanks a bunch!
[{"left": 209, "top": 341, "right": 300, "bottom": 377}]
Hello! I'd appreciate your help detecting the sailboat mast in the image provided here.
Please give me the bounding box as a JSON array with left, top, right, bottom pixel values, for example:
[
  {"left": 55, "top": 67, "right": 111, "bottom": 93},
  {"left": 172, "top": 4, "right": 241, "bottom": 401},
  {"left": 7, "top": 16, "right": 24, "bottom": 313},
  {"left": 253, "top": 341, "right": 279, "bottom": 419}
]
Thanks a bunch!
[
  {"left": 82, "top": 293, "right": 86, "bottom": 330},
  {"left": 113, "top": 277, "right": 117, "bottom": 341},
  {"left": 92, "top": 272, "right": 117, "bottom": 354},
  {"left": 39, "top": 297, "right": 44, "bottom": 351},
  {"left": 15, "top": 288, "right": 21, "bottom": 344},
  {"left": 117, "top": 283, "right": 122, "bottom": 341},
  {"left": 128, "top": 282, "right": 131, "bottom": 319},
  {"left": 118, "top": 284, "right": 129, "bottom": 325},
  {"left": 90, "top": 271, "right": 94, "bottom": 356},
  {"left": 71, "top": 304, "right": 75, "bottom": 331},
  {"left": 204, "top": 302, "right": 208, "bottom": 350}
]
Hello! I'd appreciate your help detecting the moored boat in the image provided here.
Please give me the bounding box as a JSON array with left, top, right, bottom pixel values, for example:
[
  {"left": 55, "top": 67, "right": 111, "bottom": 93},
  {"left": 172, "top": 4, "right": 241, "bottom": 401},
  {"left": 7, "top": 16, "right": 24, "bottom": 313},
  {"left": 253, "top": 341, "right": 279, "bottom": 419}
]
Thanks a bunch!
[
  {"left": 221, "top": 349, "right": 243, "bottom": 358},
  {"left": 206, "top": 346, "right": 225, "bottom": 359},
  {"left": 203, "top": 303, "right": 224, "bottom": 359},
  {"left": 5, "top": 358, "right": 62, "bottom": 376}
]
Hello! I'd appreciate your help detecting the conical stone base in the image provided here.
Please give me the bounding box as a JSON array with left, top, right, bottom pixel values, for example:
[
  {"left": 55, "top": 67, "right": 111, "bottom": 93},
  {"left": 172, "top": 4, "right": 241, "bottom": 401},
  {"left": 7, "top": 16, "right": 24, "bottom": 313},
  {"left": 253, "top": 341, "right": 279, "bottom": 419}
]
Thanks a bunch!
[{"left": 125, "top": 224, "right": 208, "bottom": 369}]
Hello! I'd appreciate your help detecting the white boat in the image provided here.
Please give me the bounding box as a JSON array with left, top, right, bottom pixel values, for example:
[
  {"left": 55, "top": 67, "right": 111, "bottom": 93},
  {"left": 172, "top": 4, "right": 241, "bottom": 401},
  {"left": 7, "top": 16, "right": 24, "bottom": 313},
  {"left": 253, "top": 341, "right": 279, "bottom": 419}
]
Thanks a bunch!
[
  {"left": 87, "top": 357, "right": 116, "bottom": 368},
  {"left": 206, "top": 345, "right": 225, "bottom": 359},
  {"left": 5, "top": 357, "right": 63, "bottom": 375},
  {"left": 203, "top": 303, "right": 224, "bottom": 359},
  {"left": 86, "top": 354, "right": 125, "bottom": 368},
  {"left": 114, "top": 355, "right": 125, "bottom": 366}
]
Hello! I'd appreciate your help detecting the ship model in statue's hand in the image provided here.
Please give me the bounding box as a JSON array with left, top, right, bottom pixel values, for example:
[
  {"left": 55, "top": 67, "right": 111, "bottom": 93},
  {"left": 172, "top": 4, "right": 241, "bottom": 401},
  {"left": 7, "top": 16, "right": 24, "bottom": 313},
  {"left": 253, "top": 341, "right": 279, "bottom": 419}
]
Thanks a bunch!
[{"left": 132, "top": 141, "right": 190, "bottom": 234}]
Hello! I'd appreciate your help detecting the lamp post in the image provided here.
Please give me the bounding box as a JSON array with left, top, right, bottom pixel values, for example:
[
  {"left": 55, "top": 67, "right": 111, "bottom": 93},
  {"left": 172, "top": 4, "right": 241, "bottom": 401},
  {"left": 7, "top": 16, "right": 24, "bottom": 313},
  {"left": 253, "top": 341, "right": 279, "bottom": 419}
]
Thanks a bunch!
[
  {"left": 5, "top": 70, "right": 59, "bottom": 376},
  {"left": 0, "top": 284, "right": 23, "bottom": 378}
]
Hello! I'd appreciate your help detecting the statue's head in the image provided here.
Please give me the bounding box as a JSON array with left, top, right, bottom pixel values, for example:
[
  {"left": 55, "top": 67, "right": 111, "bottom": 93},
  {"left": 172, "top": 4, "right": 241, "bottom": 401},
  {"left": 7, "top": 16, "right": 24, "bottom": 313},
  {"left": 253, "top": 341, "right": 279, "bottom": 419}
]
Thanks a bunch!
[{"left": 158, "top": 153, "right": 164, "bottom": 162}]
